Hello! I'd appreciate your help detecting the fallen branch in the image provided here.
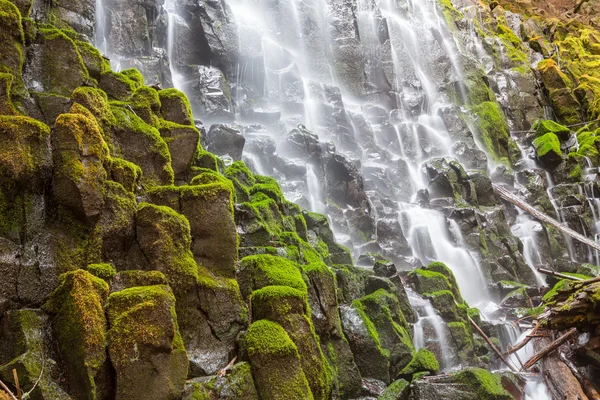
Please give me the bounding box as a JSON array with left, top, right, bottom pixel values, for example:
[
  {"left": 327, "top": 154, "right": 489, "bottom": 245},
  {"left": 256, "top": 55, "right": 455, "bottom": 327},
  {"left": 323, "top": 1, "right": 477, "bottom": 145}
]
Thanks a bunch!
[
  {"left": 537, "top": 268, "right": 584, "bottom": 281},
  {"left": 559, "top": 351, "right": 600, "bottom": 400},
  {"left": 0, "top": 380, "right": 18, "bottom": 400},
  {"left": 12, "top": 370, "right": 21, "bottom": 400},
  {"left": 493, "top": 184, "right": 600, "bottom": 253},
  {"left": 22, "top": 352, "right": 45, "bottom": 400},
  {"left": 469, "top": 316, "right": 517, "bottom": 372},
  {"left": 504, "top": 321, "right": 540, "bottom": 357},
  {"left": 217, "top": 356, "right": 237, "bottom": 378},
  {"left": 522, "top": 328, "right": 578, "bottom": 370}
]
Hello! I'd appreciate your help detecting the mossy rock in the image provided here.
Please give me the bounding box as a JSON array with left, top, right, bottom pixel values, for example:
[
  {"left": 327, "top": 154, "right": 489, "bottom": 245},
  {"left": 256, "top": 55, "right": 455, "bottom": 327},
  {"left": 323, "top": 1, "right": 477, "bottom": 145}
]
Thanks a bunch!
[
  {"left": 246, "top": 320, "right": 314, "bottom": 400},
  {"left": 33, "top": 92, "right": 72, "bottom": 124},
  {"left": 130, "top": 86, "right": 161, "bottom": 125},
  {"left": 533, "top": 119, "right": 571, "bottom": 141},
  {"left": 179, "top": 183, "right": 237, "bottom": 277},
  {"left": 51, "top": 113, "right": 108, "bottom": 222},
  {"left": 0, "top": 73, "right": 16, "bottom": 115},
  {"left": 421, "top": 261, "right": 463, "bottom": 302},
  {"left": 377, "top": 378, "right": 409, "bottom": 400},
  {"left": 343, "top": 289, "right": 414, "bottom": 383},
  {"left": 29, "top": 28, "right": 89, "bottom": 96},
  {"left": 158, "top": 121, "right": 200, "bottom": 178},
  {"left": 397, "top": 348, "right": 439, "bottom": 381},
  {"left": 0, "top": 115, "right": 51, "bottom": 188},
  {"left": 238, "top": 254, "right": 307, "bottom": 299},
  {"left": 193, "top": 150, "right": 220, "bottom": 171},
  {"left": 533, "top": 132, "right": 562, "bottom": 168},
  {"left": 43, "top": 270, "right": 110, "bottom": 400},
  {"left": 0, "top": 0, "right": 25, "bottom": 97},
  {"left": 85, "top": 263, "right": 116, "bottom": 281},
  {"left": 225, "top": 160, "right": 256, "bottom": 188},
  {"left": 470, "top": 101, "right": 513, "bottom": 164},
  {"left": 75, "top": 40, "right": 110, "bottom": 79},
  {"left": 409, "top": 268, "right": 453, "bottom": 296},
  {"left": 0, "top": 309, "right": 72, "bottom": 399},
  {"left": 158, "top": 88, "right": 194, "bottom": 126},
  {"left": 98, "top": 71, "right": 138, "bottom": 101},
  {"left": 109, "top": 105, "right": 174, "bottom": 186},
  {"left": 71, "top": 86, "right": 117, "bottom": 135},
  {"left": 105, "top": 157, "right": 141, "bottom": 192},
  {"left": 111, "top": 270, "right": 168, "bottom": 292},
  {"left": 251, "top": 285, "right": 333, "bottom": 400},
  {"left": 423, "top": 290, "right": 468, "bottom": 323},
  {"left": 410, "top": 367, "right": 512, "bottom": 399},
  {"left": 107, "top": 285, "right": 188, "bottom": 400},
  {"left": 135, "top": 202, "right": 198, "bottom": 290},
  {"left": 182, "top": 362, "right": 259, "bottom": 400}
]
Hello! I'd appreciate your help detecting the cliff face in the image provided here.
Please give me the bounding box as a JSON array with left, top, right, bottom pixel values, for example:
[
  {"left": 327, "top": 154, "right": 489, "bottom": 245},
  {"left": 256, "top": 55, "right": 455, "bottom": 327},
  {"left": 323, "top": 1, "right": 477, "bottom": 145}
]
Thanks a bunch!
[{"left": 0, "top": 0, "right": 599, "bottom": 399}]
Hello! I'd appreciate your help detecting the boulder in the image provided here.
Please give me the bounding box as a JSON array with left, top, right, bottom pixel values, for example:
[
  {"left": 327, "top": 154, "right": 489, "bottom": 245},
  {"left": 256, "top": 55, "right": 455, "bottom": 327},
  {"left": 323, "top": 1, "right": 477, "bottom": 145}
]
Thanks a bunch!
[
  {"left": 43, "top": 270, "right": 110, "bottom": 400},
  {"left": 158, "top": 122, "right": 200, "bottom": 178},
  {"left": 245, "top": 320, "right": 313, "bottom": 400},
  {"left": 533, "top": 132, "right": 562, "bottom": 168},
  {"left": 159, "top": 88, "right": 194, "bottom": 126},
  {"left": 182, "top": 362, "right": 258, "bottom": 400},
  {"left": 51, "top": 113, "right": 107, "bottom": 222},
  {"left": 107, "top": 285, "right": 188, "bottom": 400},
  {"left": 205, "top": 123, "right": 245, "bottom": 161},
  {"left": 181, "top": 65, "right": 234, "bottom": 122}
]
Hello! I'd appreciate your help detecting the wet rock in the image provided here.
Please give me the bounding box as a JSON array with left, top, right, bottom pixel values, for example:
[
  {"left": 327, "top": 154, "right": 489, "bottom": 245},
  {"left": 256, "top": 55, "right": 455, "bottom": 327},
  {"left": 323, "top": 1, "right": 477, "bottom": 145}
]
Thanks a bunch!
[
  {"left": 159, "top": 88, "right": 194, "bottom": 126},
  {"left": 451, "top": 141, "right": 488, "bottom": 170},
  {"left": 43, "top": 270, "right": 111, "bottom": 400},
  {"left": 24, "top": 28, "right": 89, "bottom": 96},
  {"left": 107, "top": 285, "right": 188, "bottom": 400},
  {"left": 533, "top": 132, "right": 562, "bottom": 168},
  {"left": 468, "top": 171, "right": 497, "bottom": 206},
  {"left": 206, "top": 124, "right": 245, "bottom": 161},
  {"left": 181, "top": 65, "right": 234, "bottom": 123},
  {"left": 0, "top": 309, "right": 72, "bottom": 399},
  {"left": 158, "top": 123, "right": 200, "bottom": 178},
  {"left": 182, "top": 362, "right": 258, "bottom": 400},
  {"left": 408, "top": 367, "right": 513, "bottom": 400},
  {"left": 52, "top": 113, "right": 107, "bottom": 223},
  {"left": 341, "top": 289, "right": 414, "bottom": 384},
  {"left": 245, "top": 320, "right": 313, "bottom": 400}
]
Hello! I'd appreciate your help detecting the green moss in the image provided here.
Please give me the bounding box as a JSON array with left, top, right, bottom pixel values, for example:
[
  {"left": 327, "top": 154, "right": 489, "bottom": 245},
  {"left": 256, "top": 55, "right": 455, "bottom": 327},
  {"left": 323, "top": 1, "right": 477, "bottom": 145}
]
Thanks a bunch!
[
  {"left": 158, "top": 88, "right": 194, "bottom": 126},
  {"left": 251, "top": 285, "right": 308, "bottom": 321},
  {"left": 533, "top": 132, "right": 562, "bottom": 165},
  {"left": 397, "top": 348, "right": 439, "bottom": 379},
  {"left": 85, "top": 263, "right": 116, "bottom": 281},
  {"left": 189, "top": 170, "right": 236, "bottom": 201},
  {"left": 377, "top": 379, "right": 409, "bottom": 400},
  {"left": 452, "top": 368, "right": 512, "bottom": 399},
  {"left": 193, "top": 150, "right": 219, "bottom": 171},
  {"left": 105, "top": 157, "right": 141, "bottom": 192},
  {"left": 42, "top": 270, "right": 109, "bottom": 400},
  {"left": 109, "top": 104, "right": 174, "bottom": 186},
  {"left": 238, "top": 254, "right": 307, "bottom": 297},
  {"left": 409, "top": 268, "right": 452, "bottom": 294},
  {"left": 225, "top": 160, "right": 256, "bottom": 187},
  {"left": 99, "top": 71, "right": 138, "bottom": 100},
  {"left": 74, "top": 40, "right": 110, "bottom": 78},
  {"left": 0, "top": 0, "right": 25, "bottom": 95},
  {"left": 533, "top": 119, "right": 571, "bottom": 139},
  {"left": 120, "top": 68, "right": 144, "bottom": 86},
  {"left": 246, "top": 320, "right": 313, "bottom": 399},
  {"left": 469, "top": 101, "right": 513, "bottom": 164}
]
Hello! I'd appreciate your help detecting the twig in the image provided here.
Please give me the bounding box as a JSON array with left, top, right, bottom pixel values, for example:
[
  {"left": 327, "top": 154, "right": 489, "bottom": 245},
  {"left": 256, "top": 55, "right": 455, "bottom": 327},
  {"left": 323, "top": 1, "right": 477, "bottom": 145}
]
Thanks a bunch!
[
  {"left": 510, "top": 118, "right": 600, "bottom": 134},
  {"left": 0, "top": 379, "right": 18, "bottom": 400},
  {"left": 522, "top": 328, "right": 578, "bottom": 370},
  {"left": 504, "top": 321, "right": 540, "bottom": 356},
  {"left": 217, "top": 356, "right": 237, "bottom": 378},
  {"left": 11, "top": 370, "right": 21, "bottom": 400},
  {"left": 22, "top": 353, "right": 45, "bottom": 400},
  {"left": 469, "top": 316, "right": 517, "bottom": 372},
  {"left": 536, "top": 268, "right": 584, "bottom": 281},
  {"left": 558, "top": 351, "right": 600, "bottom": 400}
]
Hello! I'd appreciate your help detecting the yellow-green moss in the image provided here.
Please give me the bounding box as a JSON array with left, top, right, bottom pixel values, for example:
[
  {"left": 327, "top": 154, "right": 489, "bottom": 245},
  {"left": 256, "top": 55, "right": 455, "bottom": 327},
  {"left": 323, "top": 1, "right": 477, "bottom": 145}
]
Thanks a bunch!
[{"left": 85, "top": 263, "right": 116, "bottom": 281}]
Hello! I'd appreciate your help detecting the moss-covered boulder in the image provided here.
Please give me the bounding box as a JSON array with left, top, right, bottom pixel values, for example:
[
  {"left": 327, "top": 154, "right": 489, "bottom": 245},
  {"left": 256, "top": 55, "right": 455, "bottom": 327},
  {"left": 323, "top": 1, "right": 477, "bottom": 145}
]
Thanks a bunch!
[
  {"left": 470, "top": 101, "right": 514, "bottom": 165},
  {"left": 0, "top": 309, "right": 71, "bottom": 399},
  {"left": 107, "top": 285, "right": 188, "bottom": 400},
  {"left": 0, "top": 0, "right": 25, "bottom": 97},
  {"left": 51, "top": 113, "right": 108, "bottom": 222},
  {"left": 25, "top": 28, "right": 89, "bottom": 96},
  {"left": 251, "top": 286, "right": 332, "bottom": 400},
  {"left": 537, "top": 59, "right": 582, "bottom": 125},
  {"left": 158, "top": 121, "right": 200, "bottom": 179},
  {"left": 533, "top": 119, "right": 571, "bottom": 141},
  {"left": 135, "top": 202, "right": 198, "bottom": 289},
  {"left": 98, "top": 71, "right": 138, "bottom": 101},
  {"left": 397, "top": 348, "right": 439, "bottom": 381},
  {"left": 409, "top": 367, "right": 513, "bottom": 399},
  {"left": 0, "top": 115, "right": 51, "bottom": 188},
  {"left": 74, "top": 40, "right": 110, "bottom": 79},
  {"left": 97, "top": 181, "right": 137, "bottom": 267},
  {"left": 533, "top": 132, "right": 562, "bottom": 168},
  {"left": 378, "top": 379, "right": 409, "bottom": 400},
  {"left": 105, "top": 157, "right": 141, "bottom": 193},
  {"left": 0, "top": 73, "right": 17, "bottom": 115},
  {"left": 180, "top": 183, "right": 237, "bottom": 277},
  {"left": 71, "top": 86, "right": 117, "bottom": 136},
  {"left": 341, "top": 289, "right": 414, "bottom": 383},
  {"left": 109, "top": 105, "right": 173, "bottom": 186},
  {"left": 182, "top": 362, "right": 259, "bottom": 400},
  {"left": 158, "top": 88, "right": 194, "bottom": 126},
  {"left": 245, "top": 319, "right": 314, "bottom": 400},
  {"left": 43, "top": 270, "right": 110, "bottom": 400},
  {"left": 237, "top": 254, "right": 307, "bottom": 299}
]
